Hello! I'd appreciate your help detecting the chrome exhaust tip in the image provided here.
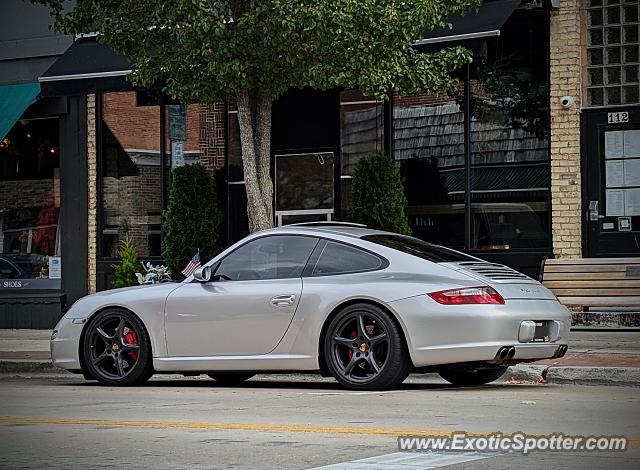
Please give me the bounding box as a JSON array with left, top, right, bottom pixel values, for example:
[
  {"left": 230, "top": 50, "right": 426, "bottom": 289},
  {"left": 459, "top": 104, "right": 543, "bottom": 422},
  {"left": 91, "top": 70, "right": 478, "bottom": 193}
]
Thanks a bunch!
[{"left": 507, "top": 346, "right": 516, "bottom": 359}]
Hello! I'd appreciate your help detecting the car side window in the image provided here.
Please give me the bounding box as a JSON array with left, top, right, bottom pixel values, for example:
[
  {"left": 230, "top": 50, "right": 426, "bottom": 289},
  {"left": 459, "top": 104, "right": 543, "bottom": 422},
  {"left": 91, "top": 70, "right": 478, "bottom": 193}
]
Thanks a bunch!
[
  {"left": 0, "top": 259, "right": 19, "bottom": 279},
  {"left": 215, "top": 236, "right": 318, "bottom": 281},
  {"left": 312, "top": 241, "right": 384, "bottom": 276}
]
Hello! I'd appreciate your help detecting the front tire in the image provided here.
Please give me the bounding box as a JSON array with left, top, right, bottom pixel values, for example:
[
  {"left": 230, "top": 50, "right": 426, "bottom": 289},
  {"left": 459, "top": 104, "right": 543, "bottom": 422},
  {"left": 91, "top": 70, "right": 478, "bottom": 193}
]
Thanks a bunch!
[
  {"left": 83, "top": 308, "right": 153, "bottom": 386},
  {"left": 324, "top": 303, "right": 411, "bottom": 391},
  {"left": 438, "top": 365, "right": 508, "bottom": 386}
]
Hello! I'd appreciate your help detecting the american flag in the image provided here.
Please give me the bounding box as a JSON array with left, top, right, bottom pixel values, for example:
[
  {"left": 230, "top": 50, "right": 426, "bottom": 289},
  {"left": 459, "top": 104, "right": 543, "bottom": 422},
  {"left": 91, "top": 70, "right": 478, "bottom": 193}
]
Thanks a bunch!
[{"left": 181, "top": 250, "right": 201, "bottom": 277}]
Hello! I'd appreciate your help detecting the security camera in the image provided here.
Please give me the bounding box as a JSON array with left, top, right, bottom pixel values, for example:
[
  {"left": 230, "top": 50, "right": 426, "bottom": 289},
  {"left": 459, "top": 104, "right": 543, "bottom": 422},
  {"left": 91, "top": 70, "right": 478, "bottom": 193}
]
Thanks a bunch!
[{"left": 560, "top": 96, "right": 575, "bottom": 108}]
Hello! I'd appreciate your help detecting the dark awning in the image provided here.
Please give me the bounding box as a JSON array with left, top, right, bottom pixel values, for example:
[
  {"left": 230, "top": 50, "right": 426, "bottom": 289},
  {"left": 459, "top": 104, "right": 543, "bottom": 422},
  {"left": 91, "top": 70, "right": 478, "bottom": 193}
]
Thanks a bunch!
[
  {"left": 38, "top": 37, "right": 133, "bottom": 97},
  {"left": 415, "top": 0, "right": 522, "bottom": 47}
]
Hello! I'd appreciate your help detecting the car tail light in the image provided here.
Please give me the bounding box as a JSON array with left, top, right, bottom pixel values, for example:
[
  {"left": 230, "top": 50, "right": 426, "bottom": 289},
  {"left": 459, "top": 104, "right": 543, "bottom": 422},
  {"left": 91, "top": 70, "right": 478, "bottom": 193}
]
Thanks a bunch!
[{"left": 428, "top": 286, "right": 505, "bottom": 305}]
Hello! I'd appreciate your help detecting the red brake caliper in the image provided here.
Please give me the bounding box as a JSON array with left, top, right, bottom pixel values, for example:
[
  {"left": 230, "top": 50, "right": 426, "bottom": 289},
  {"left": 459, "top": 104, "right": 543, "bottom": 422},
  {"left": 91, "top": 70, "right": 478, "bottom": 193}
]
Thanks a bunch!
[
  {"left": 123, "top": 328, "right": 139, "bottom": 362},
  {"left": 347, "top": 330, "right": 357, "bottom": 359}
]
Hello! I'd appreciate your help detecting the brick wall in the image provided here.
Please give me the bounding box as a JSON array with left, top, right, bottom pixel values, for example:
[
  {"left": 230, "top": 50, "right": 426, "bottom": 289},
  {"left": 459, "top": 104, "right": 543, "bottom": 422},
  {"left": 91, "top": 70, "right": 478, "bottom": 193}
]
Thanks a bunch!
[
  {"left": 199, "top": 103, "right": 226, "bottom": 171},
  {"left": 0, "top": 180, "right": 53, "bottom": 211},
  {"left": 102, "top": 92, "right": 201, "bottom": 152},
  {"left": 87, "top": 94, "right": 97, "bottom": 293},
  {"left": 102, "top": 162, "right": 162, "bottom": 258},
  {"left": 549, "top": 0, "right": 583, "bottom": 258}
]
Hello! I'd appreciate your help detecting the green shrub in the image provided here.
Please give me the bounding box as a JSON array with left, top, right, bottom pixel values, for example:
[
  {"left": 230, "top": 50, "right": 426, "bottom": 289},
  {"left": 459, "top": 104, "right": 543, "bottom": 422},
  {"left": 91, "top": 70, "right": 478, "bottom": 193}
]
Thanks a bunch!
[
  {"left": 162, "top": 163, "right": 221, "bottom": 278},
  {"left": 112, "top": 238, "right": 140, "bottom": 288},
  {"left": 348, "top": 154, "right": 411, "bottom": 235}
]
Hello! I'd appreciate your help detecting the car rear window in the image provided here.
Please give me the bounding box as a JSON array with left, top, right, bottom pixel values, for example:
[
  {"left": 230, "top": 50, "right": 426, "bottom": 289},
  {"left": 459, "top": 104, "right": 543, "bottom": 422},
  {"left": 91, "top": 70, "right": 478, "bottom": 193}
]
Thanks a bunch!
[
  {"left": 361, "top": 234, "right": 477, "bottom": 263},
  {"left": 312, "top": 241, "right": 384, "bottom": 276}
]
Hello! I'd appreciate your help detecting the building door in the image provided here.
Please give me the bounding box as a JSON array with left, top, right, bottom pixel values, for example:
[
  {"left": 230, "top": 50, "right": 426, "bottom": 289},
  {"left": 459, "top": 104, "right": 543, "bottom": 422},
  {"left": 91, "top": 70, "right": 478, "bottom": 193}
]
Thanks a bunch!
[
  {"left": 274, "top": 152, "right": 335, "bottom": 226},
  {"left": 583, "top": 107, "right": 640, "bottom": 257}
]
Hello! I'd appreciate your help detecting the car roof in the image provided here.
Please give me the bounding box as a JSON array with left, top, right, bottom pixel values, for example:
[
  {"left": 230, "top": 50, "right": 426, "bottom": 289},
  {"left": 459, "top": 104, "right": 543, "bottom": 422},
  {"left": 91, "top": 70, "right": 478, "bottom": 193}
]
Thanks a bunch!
[{"left": 267, "top": 223, "right": 388, "bottom": 239}]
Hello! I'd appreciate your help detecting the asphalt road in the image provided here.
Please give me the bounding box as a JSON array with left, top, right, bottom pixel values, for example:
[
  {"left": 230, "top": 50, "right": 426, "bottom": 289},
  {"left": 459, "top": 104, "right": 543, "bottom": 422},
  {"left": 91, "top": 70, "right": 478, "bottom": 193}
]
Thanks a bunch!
[{"left": 0, "top": 373, "right": 638, "bottom": 469}]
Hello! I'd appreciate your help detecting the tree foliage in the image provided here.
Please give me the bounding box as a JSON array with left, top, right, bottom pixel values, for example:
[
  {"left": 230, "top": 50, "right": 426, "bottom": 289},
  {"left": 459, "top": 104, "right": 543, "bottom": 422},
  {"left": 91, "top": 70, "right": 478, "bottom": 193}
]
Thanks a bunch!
[
  {"left": 162, "top": 163, "right": 221, "bottom": 278},
  {"left": 112, "top": 238, "right": 140, "bottom": 288},
  {"left": 36, "top": 0, "right": 480, "bottom": 231},
  {"left": 348, "top": 154, "right": 411, "bottom": 235}
]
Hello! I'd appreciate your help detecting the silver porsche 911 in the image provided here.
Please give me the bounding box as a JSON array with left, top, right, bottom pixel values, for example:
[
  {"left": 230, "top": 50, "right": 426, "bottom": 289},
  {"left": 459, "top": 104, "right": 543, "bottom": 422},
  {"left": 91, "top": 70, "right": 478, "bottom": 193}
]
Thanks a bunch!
[{"left": 51, "top": 223, "right": 571, "bottom": 390}]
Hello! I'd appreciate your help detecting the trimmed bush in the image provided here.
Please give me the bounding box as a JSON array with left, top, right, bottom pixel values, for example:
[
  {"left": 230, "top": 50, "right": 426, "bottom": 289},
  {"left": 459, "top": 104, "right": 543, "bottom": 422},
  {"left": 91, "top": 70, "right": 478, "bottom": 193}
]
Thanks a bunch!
[
  {"left": 112, "top": 239, "right": 140, "bottom": 288},
  {"left": 348, "top": 154, "right": 411, "bottom": 235},
  {"left": 162, "top": 163, "right": 222, "bottom": 278}
]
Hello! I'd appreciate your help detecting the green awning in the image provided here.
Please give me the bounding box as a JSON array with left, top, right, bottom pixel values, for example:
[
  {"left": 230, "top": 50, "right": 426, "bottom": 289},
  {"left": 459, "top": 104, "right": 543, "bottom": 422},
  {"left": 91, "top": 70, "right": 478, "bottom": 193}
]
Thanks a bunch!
[{"left": 0, "top": 83, "right": 41, "bottom": 142}]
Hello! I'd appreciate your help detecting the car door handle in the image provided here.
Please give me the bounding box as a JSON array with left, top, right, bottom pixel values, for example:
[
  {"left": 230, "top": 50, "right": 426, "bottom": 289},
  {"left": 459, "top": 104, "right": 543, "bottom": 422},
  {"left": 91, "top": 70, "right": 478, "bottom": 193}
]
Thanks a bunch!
[{"left": 271, "top": 295, "right": 296, "bottom": 306}]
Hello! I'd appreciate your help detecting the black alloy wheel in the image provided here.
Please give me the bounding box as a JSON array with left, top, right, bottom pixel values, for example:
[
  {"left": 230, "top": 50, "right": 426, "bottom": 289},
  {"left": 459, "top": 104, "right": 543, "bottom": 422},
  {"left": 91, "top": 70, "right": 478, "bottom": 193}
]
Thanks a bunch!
[
  {"left": 83, "top": 309, "right": 153, "bottom": 386},
  {"left": 324, "top": 303, "right": 411, "bottom": 390}
]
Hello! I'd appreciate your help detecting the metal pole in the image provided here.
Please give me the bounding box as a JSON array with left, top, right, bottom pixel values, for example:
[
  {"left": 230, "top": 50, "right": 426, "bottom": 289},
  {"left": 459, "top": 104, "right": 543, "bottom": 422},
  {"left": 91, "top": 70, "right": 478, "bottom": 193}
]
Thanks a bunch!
[
  {"left": 464, "top": 63, "right": 472, "bottom": 252},
  {"left": 224, "top": 101, "right": 230, "bottom": 247},
  {"left": 384, "top": 92, "right": 394, "bottom": 157},
  {"left": 159, "top": 93, "right": 167, "bottom": 212}
]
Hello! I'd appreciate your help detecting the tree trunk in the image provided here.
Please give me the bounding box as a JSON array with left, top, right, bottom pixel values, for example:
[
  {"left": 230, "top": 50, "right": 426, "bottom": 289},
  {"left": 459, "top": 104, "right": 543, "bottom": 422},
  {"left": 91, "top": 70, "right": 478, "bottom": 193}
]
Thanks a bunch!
[{"left": 235, "top": 89, "right": 273, "bottom": 232}]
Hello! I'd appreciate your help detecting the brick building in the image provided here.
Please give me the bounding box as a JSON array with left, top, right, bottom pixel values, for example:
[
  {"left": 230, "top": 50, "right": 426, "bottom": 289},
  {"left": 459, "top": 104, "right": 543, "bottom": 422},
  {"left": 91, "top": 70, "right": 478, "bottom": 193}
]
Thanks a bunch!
[{"left": 1, "top": 0, "right": 639, "bottom": 327}]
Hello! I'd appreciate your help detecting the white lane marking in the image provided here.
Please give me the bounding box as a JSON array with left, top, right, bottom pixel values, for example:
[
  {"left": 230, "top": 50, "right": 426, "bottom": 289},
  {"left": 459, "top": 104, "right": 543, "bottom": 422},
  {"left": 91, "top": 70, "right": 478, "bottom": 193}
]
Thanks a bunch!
[
  {"left": 304, "top": 390, "right": 409, "bottom": 396},
  {"left": 310, "top": 451, "right": 500, "bottom": 469}
]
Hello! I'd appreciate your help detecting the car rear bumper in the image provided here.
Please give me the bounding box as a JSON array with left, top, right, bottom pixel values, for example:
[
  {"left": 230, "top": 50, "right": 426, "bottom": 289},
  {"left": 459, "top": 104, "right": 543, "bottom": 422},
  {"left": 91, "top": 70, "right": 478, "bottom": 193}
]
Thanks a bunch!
[{"left": 388, "top": 296, "right": 571, "bottom": 368}]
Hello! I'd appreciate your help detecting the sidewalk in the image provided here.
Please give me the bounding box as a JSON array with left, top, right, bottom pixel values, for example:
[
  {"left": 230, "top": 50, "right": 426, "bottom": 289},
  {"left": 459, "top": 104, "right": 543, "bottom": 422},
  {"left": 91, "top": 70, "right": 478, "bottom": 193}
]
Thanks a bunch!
[{"left": 1, "top": 329, "right": 639, "bottom": 385}]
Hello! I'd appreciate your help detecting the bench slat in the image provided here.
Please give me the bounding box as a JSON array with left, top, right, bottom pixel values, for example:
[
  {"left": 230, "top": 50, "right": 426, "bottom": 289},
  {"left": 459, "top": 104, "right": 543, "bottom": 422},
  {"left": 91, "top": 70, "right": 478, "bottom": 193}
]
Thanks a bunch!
[
  {"left": 557, "top": 296, "right": 640, "bottom": 306},
  {"left": 543, "top": 265, "right": 630, "bottom": 273},
  {"left": 544, "top": 280, "right": 640, "bottom": 288},
  {"left": 544, "top": 258, "right": 640, "bottom": 265},
  {"left": 542, "top": 272, "right": 635, "bottom": 280},
  {"left": 552, "top": 288, "right": 640, "bottom": 296}
]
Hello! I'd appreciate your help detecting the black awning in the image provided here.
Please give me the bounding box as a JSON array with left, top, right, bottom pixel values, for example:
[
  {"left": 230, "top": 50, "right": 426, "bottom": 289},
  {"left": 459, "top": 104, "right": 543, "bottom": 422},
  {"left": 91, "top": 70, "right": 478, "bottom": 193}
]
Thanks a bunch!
[
  {"left": 415, "top": 0, "right": 522, "bottom": 47},
  {"left": 38, "top": 37, "right": 134, "bottom": 97}
]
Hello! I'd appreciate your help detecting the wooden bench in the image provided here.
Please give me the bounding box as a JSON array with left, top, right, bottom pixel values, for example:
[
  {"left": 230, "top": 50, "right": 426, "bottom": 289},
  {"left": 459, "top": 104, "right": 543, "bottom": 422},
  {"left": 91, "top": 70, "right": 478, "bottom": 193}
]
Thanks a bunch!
[{"left": 540, "top": 258, "right": 640, "bottom": 308}]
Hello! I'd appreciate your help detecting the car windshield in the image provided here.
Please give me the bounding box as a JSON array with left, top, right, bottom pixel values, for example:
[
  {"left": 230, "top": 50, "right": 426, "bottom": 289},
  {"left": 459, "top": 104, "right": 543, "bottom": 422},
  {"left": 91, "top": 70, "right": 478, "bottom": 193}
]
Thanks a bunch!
[{"left": 361, "top": 234, "right": 477, "bottom": 263}]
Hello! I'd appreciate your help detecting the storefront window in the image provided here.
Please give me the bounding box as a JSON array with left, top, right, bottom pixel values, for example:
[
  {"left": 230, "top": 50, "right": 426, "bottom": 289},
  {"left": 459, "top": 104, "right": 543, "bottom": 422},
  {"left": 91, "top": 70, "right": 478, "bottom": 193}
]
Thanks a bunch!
[
  {"left": 339, "top": 91, "right": 384, "bottom": 214},
  {"left": 100, "top": 92, "right": 201, "bottom": 258},
  {"left": 0, "top": 118, "right": 61, "bottom": 289},
  {"left": 469, "top": 9, "right": 551, "bottom": 251},
  {"left": 391, "top": 8, "right": 550, "bottom": 254},
  {"left": 393, "top": 91, "right": 466, "bottom": 250}
]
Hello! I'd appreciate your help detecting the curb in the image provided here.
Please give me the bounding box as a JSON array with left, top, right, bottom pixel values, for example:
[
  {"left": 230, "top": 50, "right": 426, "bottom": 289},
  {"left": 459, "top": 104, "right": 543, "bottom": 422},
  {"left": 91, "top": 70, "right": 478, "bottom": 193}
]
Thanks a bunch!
[
  {"left": 0, "top": 360, "right": 62, "bottom": 375},
  {"left": 505, "top": 364, "right": 640, "bottom": 387},
  {"left": 2, "top": 360, "right": 640, "bottom": 386}
]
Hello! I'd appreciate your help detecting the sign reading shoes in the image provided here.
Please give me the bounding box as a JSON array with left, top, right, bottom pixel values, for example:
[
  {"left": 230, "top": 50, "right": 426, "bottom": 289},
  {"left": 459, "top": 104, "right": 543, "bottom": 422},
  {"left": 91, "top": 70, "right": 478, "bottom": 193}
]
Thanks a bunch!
[{"left": 1, "top": 280, "right": 30, "bottom": 288}]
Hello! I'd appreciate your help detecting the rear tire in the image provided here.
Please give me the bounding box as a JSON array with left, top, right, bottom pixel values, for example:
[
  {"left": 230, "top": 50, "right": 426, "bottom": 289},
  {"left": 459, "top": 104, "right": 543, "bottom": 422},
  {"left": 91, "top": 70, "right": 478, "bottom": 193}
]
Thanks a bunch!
[
  {"left": 324, "top": 303, "right": 411, "bottom": 391},
  {"left": 438, "top": 365, "right": 508, "bottom": 386},
  {"left": 207, "top": 373, "right": 255, "bottom": 385}
]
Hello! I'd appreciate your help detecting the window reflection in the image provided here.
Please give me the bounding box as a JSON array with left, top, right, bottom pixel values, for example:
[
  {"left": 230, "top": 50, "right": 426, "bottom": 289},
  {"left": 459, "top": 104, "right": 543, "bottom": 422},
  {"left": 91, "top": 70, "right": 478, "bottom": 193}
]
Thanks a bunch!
[
  {"left": 394, "top": 94, "right": 466, "bottom": 249},
  {"left": 100, "top": 92, "right": 201, "bottom": 258},
  {"left": 0, "top": 119, "right": 61, "bottom": 286},
  {"left": 340, "top": 91, "right": 384, "bottom": 214},
  {"left": 391, "top": 8, "right": 550, "bottom": 253},
  {"left": 470, "top": 10, "right": 550, "bottom": 250}
]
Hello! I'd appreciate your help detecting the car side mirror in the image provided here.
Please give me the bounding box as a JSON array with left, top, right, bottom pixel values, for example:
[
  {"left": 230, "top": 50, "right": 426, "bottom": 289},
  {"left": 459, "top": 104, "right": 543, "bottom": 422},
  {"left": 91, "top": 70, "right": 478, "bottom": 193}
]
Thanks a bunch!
[{"left": 192, "top": 265, "right": 212, "bottom": 282}]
